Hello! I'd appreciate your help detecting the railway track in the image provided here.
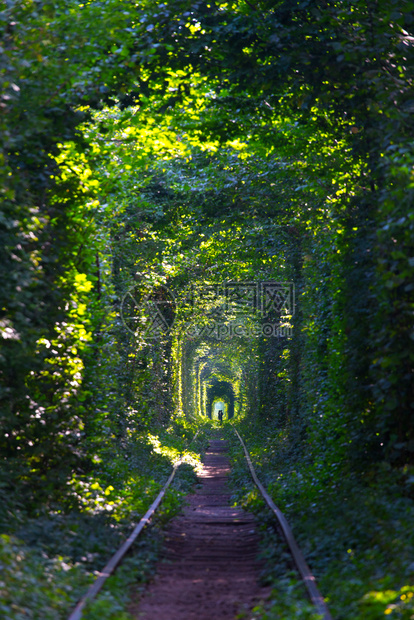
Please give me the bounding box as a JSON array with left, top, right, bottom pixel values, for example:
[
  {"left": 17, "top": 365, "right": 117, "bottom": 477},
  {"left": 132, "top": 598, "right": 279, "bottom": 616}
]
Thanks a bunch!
[
  {"left": 68, "top": 429, "right": 332, "bottom": 620},
  {"left": 129, "top": 436, "right": 266, "bottom": 619}
]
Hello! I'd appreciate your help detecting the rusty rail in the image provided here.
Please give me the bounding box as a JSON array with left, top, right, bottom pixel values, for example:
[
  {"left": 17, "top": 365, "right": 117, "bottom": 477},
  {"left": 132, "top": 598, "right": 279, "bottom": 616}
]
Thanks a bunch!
[
  {"left": 67, "top": 429, "right": 200, "bottom": 620},
  {"left": 233, "top": 428, "right": 332, "bottom": 620}
]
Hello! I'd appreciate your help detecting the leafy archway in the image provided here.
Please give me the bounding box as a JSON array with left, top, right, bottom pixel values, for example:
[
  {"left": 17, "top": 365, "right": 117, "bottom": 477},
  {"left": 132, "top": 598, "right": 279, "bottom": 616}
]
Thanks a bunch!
[{"left": 206, "top": 379, "right": 235, "bottom": 420}]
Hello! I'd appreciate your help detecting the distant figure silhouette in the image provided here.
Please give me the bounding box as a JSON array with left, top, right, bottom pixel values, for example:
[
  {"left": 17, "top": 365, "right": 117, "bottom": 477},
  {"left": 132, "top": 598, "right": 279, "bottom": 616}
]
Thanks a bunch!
[{"left": 218, "top": 410, "right": 223, "bottom": 424}]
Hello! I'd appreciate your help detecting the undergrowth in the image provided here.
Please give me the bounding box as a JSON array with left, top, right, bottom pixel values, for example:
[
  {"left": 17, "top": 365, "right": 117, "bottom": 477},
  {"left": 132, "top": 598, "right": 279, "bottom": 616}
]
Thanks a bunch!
[
  {"left": 0, "top": 420, "right": 209, "bottom": 619},
  {"left": 224, "top": 419, "right": 414, "bottom": 620}
]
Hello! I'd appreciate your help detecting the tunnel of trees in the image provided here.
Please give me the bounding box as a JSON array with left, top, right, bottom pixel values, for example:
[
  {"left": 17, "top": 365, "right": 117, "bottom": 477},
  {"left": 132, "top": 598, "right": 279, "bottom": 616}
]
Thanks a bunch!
[
  {"left": 1, "top": 1, "right": 414, "bottom": 617},
  {"left": 206, "top": 380, "right": 235, "bottom": 419}
]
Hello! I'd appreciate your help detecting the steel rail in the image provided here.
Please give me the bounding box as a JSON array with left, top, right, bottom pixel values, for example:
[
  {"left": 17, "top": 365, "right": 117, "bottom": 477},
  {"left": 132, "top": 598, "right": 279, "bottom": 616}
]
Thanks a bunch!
[
  {"left": 233, "top": 428, "right": 332, "bottom": 620},
  {"left": 67, "top": 429, "right": 200, "bottom": 620}
]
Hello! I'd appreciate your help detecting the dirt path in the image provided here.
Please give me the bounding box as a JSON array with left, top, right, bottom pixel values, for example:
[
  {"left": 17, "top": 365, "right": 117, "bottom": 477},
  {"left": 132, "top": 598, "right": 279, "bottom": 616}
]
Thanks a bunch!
[{"left": 130, "top": 437, "right": 269, "bottom": 620}]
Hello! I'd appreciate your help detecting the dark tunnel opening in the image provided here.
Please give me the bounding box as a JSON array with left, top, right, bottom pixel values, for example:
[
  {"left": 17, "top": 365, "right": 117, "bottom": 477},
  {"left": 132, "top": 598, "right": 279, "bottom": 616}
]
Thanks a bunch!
[{"left": 206, "top": 379, "right": 235, "bottom": 419}]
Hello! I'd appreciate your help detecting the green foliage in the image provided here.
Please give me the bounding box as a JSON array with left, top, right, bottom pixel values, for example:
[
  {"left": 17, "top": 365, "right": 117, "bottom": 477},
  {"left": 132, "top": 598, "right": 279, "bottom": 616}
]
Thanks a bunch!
[
  {"left": 2, "top": 0, "right": 414, "bottom": 616},
  {"left": 0, "top": 529, "right": 160, "bottom": 620},
  {"left": 0, "top": 533, "right": 91, "bottom": 620},
  {"left": 0, "top": 422, "right": 203, "bottom": 618},
  {"left": 249, "top": 578, "right": 323, "bottom": 620},
  {"left": 227, "top": 420, "right": 414, "bottom": 619}
]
